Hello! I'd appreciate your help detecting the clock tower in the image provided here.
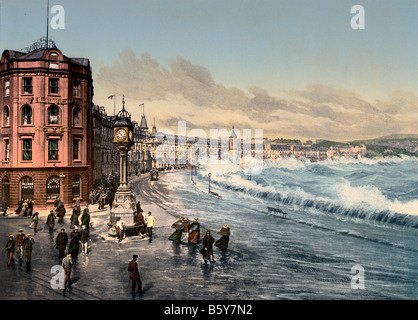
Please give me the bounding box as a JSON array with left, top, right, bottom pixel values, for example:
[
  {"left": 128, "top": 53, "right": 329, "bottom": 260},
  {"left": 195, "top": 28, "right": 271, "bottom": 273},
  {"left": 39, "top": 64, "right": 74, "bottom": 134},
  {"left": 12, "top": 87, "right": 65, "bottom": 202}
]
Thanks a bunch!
[{"left": 108, "top": 96, "right": 139, "bottom": 236}]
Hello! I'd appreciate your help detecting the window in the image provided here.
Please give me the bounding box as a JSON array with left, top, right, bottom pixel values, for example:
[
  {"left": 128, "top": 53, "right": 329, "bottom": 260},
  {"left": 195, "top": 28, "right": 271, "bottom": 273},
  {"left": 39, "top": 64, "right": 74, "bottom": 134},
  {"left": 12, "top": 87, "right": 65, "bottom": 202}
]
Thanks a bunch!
[
  {"left": 72, "top": 175, "right": 81, "bottom": 198},
  {"left": 3, "top": 106, "right": 9, "bottom": 126},
  {"left": 4, "top": 80, "right": 10, "bottom": 96},
  {"left": 72, "top": 107, "right": 80, "bottom": 126},
  {"left": 22, "top": 78, "right": 33, "bottom": 94},
  {"left": 48, "top": 105, "right": 59, "bottom": 124},
  {"left": 20, "top": 176, "right": 34, "bottom": 200},
  {"left": 21, "top": 105, "right": 32, "bottom": 125},
  {"left": 22, "top": 139, "right": 32, "bottom": 161},
  {"left": 49, "top": 78, "right": 59, "bottom": 94},
  {"left": 49, "top": 52, "right": 59, "bottom": 69},
  {"left": 73, "top": 82, "right": 80, "bottom": 97},
  {"left": 4, "top": 139, "right": 9, "bottom": 161},
  {"left": 46, "top": 176, "right": 60, "bottom": 200},
  {"left": 48, "top": 139, "right": 59, "bottom": 160},
  {"left": 73, "top": 139, "right": 80, "bottom": 160}
]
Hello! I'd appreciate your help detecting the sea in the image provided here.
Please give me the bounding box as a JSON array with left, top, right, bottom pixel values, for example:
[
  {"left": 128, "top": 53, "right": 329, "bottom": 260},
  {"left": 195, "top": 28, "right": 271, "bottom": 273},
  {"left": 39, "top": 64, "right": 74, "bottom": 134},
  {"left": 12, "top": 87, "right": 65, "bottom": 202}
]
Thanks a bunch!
[{"left": 155, "top": 155, "right": 418, "bottom": 299}]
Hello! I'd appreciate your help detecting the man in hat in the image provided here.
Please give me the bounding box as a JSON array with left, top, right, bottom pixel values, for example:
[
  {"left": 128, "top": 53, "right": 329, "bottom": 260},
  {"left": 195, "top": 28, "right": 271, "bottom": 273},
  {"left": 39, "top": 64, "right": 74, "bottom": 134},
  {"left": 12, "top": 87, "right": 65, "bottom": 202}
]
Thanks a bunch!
[
  {"left": 80, "top": 225, "right": 90, "bottom": 255},
  {"left": 5, "top": 235, "right": 15, "bottom": 267},
  {"left": 128, "top": 255, "right": 144, "bottom": 295},
  {"left": 56, "top": 228, "right": 68, "bottom": 259},
  {"left": 80, "top": 207, "right": 90, "bottom": 232},
  {"left": 145, "top": 212, "right": 155, "bottom": 238},
  {"left": 30, "top": 211, "right": 39, "bottom": 233},
  {"left": 69, "top": 226, "right": 80, "bottom": 257},
  {"left": 57, "top": 203, "right": 66, "bottom": 224},
  {"left": 15, "top": 229, "right": 25, "bottom": 260},
  {"left": 22, "top": 234, "right": 35, "bottom": 264},
  {"left": 200, "top": 231, "right": 215, "bottom": 263},
  {"left": 188, "top": 218, "right": 200, "bottom": 244},
  {"left": 62, "top": 251, "right": 73, "bottom": 289},
  {"left": 47, "top": 210, "right": 56, "bottom": 233},
  {"left": 70, "top": 205, "right": 80, "bottom": 228}
]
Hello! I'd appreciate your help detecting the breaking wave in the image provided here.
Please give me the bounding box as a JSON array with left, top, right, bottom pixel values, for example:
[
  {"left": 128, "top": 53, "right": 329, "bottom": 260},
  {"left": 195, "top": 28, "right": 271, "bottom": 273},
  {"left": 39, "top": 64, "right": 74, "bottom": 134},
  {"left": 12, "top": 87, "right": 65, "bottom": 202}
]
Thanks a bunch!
[{"left": 197, "top": 156, "right": 418, "bottom": 229}]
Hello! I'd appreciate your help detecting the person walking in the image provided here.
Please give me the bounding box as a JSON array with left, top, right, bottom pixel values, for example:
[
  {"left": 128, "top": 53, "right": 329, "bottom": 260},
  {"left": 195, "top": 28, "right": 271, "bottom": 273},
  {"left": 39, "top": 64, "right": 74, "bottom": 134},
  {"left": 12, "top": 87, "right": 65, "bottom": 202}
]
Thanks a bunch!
[
  {"left": 145, "top": 212, "right": 155, "bottom": 238},
  {"left": 80, "top": 208, "right": 90, "bottom": 232},
  {"left": 70, "top": 205, "right": 80, "bottom": 228},
  {"left": 2, "top": 198, "right": 8, "bottom": 216},
  {"left": 22, "top": 234, "right": 35, "bottom": 264},
  {"left": 168, "top": 217, "right": 183, "bottom": 242},
  {"left": 200, "top": 231, "right": 215, "bottom": 263},
  {"left": 181, "top": 218, "right": 190, "bottom": 243},
  {"left": 69, "top": 226, "right": 80, "bottom": 257},
  {"left": 215, "top": 224, "right": 231, "bottom": 251},
  {"left": 188, "top": 218, "right": 200, "bottom": 244},
  {"left": 15, "top": 229, "right": 25, "bottom": 260},
  {"left": 27, "top": 199, "right": 33, "bottom": 217},
  {"left": 30, "top": 211, "right": 39, "bottom": 233},
  {"left": 56, "top": 228, "right": 68, "bottom": 259},
  {"left": 5, "top": 235, "right": 15, "bottom": 267},
  {"left": 62, "top": 252, "right": 73, "bottom": 289},
  {"left": 57, "top": 203, "right": 66, "bottom": 224},
  {"left": 128, "top": 255, "right": 144, "bottom": 295},
  {"left": 47, "top": 210, "right": 56, "bottom": 233},
  {"left": 80, "top": 225, "right": 90, "bottom": 255}
]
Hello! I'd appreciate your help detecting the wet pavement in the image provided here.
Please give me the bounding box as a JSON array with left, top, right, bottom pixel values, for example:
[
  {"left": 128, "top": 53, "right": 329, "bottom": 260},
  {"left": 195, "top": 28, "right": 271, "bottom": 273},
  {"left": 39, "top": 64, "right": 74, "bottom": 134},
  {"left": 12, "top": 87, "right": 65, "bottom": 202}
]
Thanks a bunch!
[{"left": 0, "top": 173, "right": 244, "bottom": 301}]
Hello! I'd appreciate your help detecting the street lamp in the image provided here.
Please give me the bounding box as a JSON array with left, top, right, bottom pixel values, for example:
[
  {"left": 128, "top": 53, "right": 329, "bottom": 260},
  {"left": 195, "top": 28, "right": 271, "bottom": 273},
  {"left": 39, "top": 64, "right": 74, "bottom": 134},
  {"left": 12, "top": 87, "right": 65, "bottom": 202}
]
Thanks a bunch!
[{"left": 208, "top": 172, "right": 211, "bottom": 193}]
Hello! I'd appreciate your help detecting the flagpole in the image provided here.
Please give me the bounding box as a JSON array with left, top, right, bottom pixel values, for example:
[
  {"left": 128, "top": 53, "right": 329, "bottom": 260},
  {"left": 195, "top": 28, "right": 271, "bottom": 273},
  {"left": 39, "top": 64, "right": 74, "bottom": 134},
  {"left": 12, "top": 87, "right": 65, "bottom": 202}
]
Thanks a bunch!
[
  {"left": 114, "top": 93, "right": 116, "bottom": 116},
  {"left": 46, "top": 0, "right": 49, "bottom": 48}
]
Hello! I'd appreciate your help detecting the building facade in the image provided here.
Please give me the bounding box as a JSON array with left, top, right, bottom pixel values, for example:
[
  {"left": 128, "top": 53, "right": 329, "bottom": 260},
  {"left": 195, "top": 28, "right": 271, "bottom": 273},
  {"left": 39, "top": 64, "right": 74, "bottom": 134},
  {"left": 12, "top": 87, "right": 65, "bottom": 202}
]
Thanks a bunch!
[{"left": 0, "top": 47, "right": 94, "bottom": 209}]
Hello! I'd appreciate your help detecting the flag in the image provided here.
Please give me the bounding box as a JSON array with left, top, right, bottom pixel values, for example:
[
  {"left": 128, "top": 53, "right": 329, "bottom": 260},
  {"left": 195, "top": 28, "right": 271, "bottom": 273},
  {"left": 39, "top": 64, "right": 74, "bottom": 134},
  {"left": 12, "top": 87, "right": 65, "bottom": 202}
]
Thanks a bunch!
[{"left": 108, "top": 94, "right": 115, "bottom": 99}]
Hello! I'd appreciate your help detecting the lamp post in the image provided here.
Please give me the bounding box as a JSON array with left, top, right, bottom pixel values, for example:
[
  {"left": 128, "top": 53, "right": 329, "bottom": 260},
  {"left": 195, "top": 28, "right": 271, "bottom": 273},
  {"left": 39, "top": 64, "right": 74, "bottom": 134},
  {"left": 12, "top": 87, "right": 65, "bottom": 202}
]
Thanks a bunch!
[{"left": 208, "top": 172, "right": 211, "bottom": 193}]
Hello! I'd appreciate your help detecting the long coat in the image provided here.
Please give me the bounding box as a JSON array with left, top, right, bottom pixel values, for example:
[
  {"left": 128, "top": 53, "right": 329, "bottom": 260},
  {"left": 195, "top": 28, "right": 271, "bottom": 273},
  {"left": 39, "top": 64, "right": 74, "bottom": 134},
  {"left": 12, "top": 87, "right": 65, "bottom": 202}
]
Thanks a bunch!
[
  {"left": 201, "top": 234, "right": 215, "bottom": 257},
  {"left": 56, "top": 232, "right": 68, "bottom": 251},
  {"left": 128, "top": 260, "right": 140, "bottom": 280}
]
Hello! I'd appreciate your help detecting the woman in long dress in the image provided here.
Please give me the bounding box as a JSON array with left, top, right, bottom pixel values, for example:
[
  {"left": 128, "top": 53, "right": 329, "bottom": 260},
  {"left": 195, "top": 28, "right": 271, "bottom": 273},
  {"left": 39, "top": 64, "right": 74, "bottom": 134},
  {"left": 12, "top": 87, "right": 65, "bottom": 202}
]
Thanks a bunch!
[
  {"left": 188, "top": 218, "right": 200, "bottom": 244},
  {"left": 215, "top": 224, "right": 231, "bottom": 251},
  {"left": 168, "top": 217, "right": 183, "bottom": 242}
]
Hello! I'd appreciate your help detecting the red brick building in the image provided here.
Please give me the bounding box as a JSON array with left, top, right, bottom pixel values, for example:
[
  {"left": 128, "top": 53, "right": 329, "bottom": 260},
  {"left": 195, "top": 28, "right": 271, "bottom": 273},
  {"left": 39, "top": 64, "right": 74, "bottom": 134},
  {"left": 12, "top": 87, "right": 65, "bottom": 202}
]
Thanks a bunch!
[{"left": 0, "top": 47, "right": 94, "bottom": 209}]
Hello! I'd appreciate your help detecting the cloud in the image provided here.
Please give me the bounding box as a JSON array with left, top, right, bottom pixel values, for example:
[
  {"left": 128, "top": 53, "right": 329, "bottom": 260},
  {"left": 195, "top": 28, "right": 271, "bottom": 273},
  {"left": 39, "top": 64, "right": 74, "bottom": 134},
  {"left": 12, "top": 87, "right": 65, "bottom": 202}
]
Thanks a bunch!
[{"left": 95, "top": 48, "right": 418, "bottom": 141}]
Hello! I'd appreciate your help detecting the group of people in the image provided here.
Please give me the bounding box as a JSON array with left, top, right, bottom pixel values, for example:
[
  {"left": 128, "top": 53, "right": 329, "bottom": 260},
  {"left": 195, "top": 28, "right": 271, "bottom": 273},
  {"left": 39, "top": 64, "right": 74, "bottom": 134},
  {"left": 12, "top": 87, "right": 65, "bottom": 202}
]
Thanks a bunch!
[
  {"left": 4, "top": 198, "right": 92, "bottom": 289},
  {"left": 89, "top": 187, "right": 115, "bottom": 210},
  {"left": 14, "top": 198, "right": 34, "bottom": 217},
  {"left": 5, "top": 229, "right": 35, "bottom": 268},
  {"left": 168, "top": 216, "right": 231, "bottom": 263}
]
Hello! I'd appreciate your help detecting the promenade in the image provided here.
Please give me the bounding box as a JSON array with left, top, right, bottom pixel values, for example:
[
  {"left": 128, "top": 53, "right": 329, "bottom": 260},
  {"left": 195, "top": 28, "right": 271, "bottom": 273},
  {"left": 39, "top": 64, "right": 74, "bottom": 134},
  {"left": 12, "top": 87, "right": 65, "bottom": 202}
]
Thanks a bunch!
[{"left": 0, "top": 173, "right": 223, "bottom": 300}]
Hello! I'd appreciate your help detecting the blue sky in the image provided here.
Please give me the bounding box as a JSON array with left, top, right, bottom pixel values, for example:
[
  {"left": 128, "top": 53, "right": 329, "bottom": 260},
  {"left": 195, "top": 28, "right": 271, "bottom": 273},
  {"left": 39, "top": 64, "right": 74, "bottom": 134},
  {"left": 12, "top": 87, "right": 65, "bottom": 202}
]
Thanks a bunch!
[{"left": 1, "top": 0, "right": 417, "bottom": 140}]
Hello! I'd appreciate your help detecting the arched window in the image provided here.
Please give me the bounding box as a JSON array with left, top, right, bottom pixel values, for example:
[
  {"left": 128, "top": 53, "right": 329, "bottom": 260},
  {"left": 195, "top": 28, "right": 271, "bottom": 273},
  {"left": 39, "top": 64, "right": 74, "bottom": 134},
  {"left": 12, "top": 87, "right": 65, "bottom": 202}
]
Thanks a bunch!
[
  {"left": 21, "top": 105, "right": 32, "bottom": 125},
  {"left": 49, "top": 52, "right": 59, "bottom": 69},
  {"left": 20, "top": 176, "right": 34, "bottom": 200},
  {"left": 46, "top": 176, "right": 60, "bottom": 200},
  {"left": 3, "top": 106, "right": 9, "bottom": 126},
  {"left": 48, "top": 105, "right": 59, "bottom": 124},
  {"left": 72, "top": 106, "right": 80, "bottom": 126}
]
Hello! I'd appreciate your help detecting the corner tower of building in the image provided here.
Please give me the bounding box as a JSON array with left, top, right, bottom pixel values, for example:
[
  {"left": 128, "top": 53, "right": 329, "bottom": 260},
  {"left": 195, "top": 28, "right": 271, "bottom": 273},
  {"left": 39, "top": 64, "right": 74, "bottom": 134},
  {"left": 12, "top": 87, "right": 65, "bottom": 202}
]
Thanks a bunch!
[{"left": 0, "top": 47, "right": 94, "bottom": 209}]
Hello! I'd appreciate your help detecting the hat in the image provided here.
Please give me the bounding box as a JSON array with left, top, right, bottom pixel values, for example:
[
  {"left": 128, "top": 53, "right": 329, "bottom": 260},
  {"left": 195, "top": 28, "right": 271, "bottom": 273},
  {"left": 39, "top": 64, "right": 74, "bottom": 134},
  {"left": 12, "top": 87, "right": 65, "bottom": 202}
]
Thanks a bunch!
[
  {"left": 133, "top": 254, "right": 138, "bottom": 259},
  {"left": 27, "top": 234, "right": 31, "bottom": 237},
  {"left": 18, "top": 228, "right": 23, "bottom": 232},
  {"left": 61, "top": 228, "right": 65, "bottom": 231},
  {"left": 74, "top": 226, "right": 79, "bottom": 230},
  {"left": 223, "top": 224, "right": 229, "bottom": 229},
  {"left": 82, "top": 225, "right": 86, "bottom": 229},
  {"left": 9, "top": 235, "right": 14, "bottom": 238},
  {"left": 194, "top": 218, "right": 199, "bottom": 221}
]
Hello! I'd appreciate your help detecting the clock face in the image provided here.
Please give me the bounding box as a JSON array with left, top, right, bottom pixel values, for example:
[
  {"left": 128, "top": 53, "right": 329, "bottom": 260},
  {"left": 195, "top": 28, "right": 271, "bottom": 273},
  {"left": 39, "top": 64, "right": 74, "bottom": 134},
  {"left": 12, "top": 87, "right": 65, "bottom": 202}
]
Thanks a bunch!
[{"left": 116, "top": 128, "right": 127, "bottom": 141}]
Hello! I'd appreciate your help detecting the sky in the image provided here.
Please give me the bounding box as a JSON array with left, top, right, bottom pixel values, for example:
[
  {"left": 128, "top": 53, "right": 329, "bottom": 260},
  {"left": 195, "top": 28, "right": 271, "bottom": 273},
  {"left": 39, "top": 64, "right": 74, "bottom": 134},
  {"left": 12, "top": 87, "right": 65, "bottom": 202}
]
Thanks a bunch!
[{"left": 0, "top": 0, "right": 417, "bottom": 141}]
